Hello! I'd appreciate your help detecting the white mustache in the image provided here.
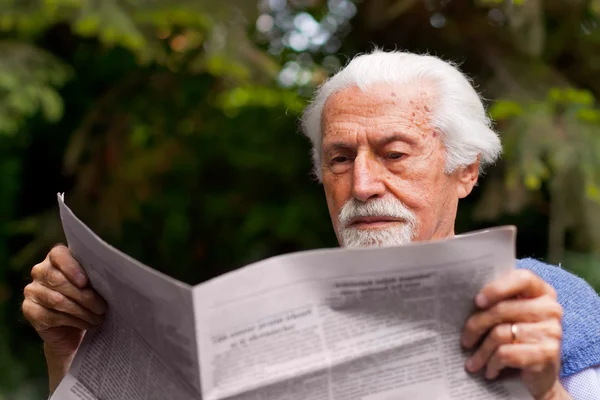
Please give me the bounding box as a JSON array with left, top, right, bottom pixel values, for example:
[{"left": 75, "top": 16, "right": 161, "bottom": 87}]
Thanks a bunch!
[{"left": 338, "top": 197, "right": 417, "bottom": 229}]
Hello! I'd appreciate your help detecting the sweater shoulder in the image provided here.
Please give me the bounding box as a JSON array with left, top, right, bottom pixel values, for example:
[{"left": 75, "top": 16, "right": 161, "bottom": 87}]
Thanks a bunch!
[
  {"left": 517, "top": 258, "right": 597, "bottom": 298},
  {"left": 517, "top": 258, "right": 600, "bottom": 377}
]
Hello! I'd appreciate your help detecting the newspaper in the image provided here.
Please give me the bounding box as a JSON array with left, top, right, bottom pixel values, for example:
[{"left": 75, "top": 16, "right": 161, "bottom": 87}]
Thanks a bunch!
[{"left": 51, "top": 194, "right": 532, "bottom": 400}]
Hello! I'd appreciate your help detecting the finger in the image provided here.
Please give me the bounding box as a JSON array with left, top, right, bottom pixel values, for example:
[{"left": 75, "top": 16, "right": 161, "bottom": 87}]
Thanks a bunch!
[
  {"left": 512, "top": 320, "right": 563, "bottom": 343},
  {"left": 31, "top": 264, "right": 106, "bottom": 315},
  {"left": 465, "top": 320, "right": 562, "bottom": 373},
  {"left": 48, "top": 244, "right": 88, "bottom": 288},
  {"left": 22, "top": 298, "right": 96, "bottom": 332},
  {"left": 485, "top": 342, "right": 560, "bottom": 380},
  {"left": 462, "top": 296, "right": 562, "bottom": 348},
  {"left": 475, "top": 269, "right": 556, "bottom": 309},
  {"left": 465, "top": 323, "right": 512, "bottom": 373},
  {"left": 24, "top": 282, "right": 105, "bottom": 326}
]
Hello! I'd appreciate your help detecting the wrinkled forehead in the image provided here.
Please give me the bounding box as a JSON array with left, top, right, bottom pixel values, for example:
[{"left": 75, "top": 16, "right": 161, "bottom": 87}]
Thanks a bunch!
[{"left": 320, "top": 82, "right": 438, "bottom": 142}]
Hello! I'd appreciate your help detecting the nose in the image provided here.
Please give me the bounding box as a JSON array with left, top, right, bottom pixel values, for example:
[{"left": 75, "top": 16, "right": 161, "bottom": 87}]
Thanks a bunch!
[{"left": 351, "top": 153, "right": 386, "bottom": 202}]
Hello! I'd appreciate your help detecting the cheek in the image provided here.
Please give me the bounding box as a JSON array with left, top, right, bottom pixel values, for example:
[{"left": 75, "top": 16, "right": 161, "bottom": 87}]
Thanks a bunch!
[
  {"left": 387, "top": 171, "right": 458, "bottom": 236},
  {"left": 383, "top": 162, "right": 454, "bottom": 223},
  {"left": 389, "top": 140, "right": 448, "bottom": 206},
  {"left": 384, "top": 168, "right": 437, "bottom": 209},
  {"left": 323, "top": 175, "right": 351, "bottom": 220}
]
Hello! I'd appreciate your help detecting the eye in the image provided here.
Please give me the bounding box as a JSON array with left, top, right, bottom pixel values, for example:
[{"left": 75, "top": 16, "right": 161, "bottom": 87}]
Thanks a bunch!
[
  {"left": 386, "top": 152, "right": 405, "bottom": 160},
  {"left": 331, "top": 156, "right": 351, "bottom": 164},
  {"left": 328, "top": 154, "right": 354, "bottom": 174}
]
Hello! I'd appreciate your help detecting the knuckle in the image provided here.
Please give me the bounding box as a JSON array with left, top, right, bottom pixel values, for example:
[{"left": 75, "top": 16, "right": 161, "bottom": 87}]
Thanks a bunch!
[
  {"left": 21, "top": 298, "right": 35, "bottom": 319},
  {"left": 49, "top": 244, "right": 68, "bottom": 259},
  {"left": 544, "top": 341, "right": 561, "bottom": 358},
  {"left": 30, "top": 262, "right": 46, "bottom": 281},
  {"left": 22, "top": 299, "right": 48, "bottom": 328},
  {"left": 497, "top": 345, "right": 524, "bottom": 368},
  {"left": 495, "top": 345, "right": 512, "bottom": 362},
  {"left": 554, "top": 303, "right": 564, "bottom": 319},
  {"left": 46, "top": 290, "right": 66, "bottom": 309},
  {"left": 489, "top": 326, "right": 504, "bottom": 344},
  {"left": 44, "top": 267, "right": 65, "bottom": 289},
  {"left": 550, "top": 320, "right": 563, "bottom": 339},
  {"left": 554, "top": 307, "right": 564, "bottom": 321},
  {"left": 516, "top": 269, "right": 536, "bottom": 283},
  {"left": 546, "top": 285, "right": 558, "bottom": 300},
  {"left": 544, "top": 299, "right": 563, "bottom": 319},
  {"left": 23, "top": 283, "right": 35, "bottom": 298}
]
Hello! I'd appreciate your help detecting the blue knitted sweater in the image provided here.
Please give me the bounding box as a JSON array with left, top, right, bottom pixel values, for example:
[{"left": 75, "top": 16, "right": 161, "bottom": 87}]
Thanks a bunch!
[{"left": 517, "top": 258, "right": 600, "bottom": 378}]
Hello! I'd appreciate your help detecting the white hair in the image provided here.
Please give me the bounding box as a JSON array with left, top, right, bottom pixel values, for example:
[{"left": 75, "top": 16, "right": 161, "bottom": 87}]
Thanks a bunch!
[{"left": 300, "top": 49, "right": 502, "bottom": 181}]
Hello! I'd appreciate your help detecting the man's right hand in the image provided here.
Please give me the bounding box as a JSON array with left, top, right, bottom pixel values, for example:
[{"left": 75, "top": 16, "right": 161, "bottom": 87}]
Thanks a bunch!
[{"left": 22, "top": 245, "right": 107, "bottom": 393}]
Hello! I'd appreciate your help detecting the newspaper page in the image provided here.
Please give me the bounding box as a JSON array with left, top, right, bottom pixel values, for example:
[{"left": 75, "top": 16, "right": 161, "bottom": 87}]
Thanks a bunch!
[
  {"left": 51, "top": 194, "right": 532, "bottom": 400},
  {"left": 194, "top": 228, "right": 532, "bottom": 400},
  {"left": 51, "top": 194, "right": 201, "bottom": 400}
]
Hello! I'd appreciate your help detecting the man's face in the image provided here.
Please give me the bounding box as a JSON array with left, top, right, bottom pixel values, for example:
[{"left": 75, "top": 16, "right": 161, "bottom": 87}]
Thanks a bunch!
[{"left": 320, "top": 83, "right": 479, "bottom": 248}]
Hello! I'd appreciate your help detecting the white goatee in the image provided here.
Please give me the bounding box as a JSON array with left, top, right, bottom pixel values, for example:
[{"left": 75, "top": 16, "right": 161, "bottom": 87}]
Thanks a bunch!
[{"left": 337, "top": 197, "right": 418, "bottom": 248}]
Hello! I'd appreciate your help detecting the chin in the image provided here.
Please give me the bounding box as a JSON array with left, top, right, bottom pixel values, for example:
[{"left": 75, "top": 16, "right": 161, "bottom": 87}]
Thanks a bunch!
[{"left": 340, "top": 226, "right": 414, "bottom": 248}]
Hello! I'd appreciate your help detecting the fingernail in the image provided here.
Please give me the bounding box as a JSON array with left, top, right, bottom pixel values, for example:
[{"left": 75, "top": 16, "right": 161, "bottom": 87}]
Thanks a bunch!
[
  {"left": 75, "top": 272, "right": 87, "bottom": 287},
  {"left": 475, "top": 293, "right": 488, "bottom": 308},
  {"left": 465, "top": 358, "right": 475, "bottom": 372},
  {"left": 95, "top": 301, "right": 107, "bottom": 315}
]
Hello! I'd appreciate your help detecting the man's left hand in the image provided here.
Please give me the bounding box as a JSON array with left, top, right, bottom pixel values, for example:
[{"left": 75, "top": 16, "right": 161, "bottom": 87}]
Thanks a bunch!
[{"left": 461, "top": 269, "right": 571, "bottom": 400}]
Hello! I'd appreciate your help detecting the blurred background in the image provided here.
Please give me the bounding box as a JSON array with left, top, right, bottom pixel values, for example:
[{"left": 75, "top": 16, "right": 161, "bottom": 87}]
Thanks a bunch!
[{"left": 1, "top": 0, "right": 600, "bottom": 397}]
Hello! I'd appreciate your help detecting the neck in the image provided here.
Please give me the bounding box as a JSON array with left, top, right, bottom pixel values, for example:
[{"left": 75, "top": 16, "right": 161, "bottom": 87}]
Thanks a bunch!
[{"left": 416, "top": 225, "right": 455, "bottom": 243}]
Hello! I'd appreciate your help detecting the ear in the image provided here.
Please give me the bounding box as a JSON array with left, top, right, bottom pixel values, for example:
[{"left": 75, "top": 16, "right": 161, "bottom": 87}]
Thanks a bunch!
[{"left": 456, "top": 156, "right": 480, "bottom": 199}]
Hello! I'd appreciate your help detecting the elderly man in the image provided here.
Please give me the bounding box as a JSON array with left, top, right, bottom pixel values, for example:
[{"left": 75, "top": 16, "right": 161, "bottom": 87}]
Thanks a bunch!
[{"left": 23, "top": 50, "right": 600, "bottom": 399}]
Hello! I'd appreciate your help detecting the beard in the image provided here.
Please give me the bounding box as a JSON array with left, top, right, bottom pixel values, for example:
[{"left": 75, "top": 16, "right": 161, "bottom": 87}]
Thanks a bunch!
[{"left": 337, "top": 197, "right": 418, "bottom": 248}]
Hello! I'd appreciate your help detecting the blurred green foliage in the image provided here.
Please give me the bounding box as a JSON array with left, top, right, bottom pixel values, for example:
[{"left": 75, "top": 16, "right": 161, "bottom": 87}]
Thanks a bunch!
[{"left": 1, "top": 0, "right": 600, "bottom": 396}]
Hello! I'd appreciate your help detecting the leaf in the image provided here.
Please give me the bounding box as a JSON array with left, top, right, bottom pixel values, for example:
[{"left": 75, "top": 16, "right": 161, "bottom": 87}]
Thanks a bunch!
[
  {"left": 0, "top": 41, "right": 71, "bottom": 134},
  {"left": 0, "top": 113, "right": 20, "bottom": 136},
  {"left": 37, "top": 87, "right": 64, "bottom": 122},
  {"left": 489, "top": 100, "right": 524, "bottom": 120},
  {"left": 578, "top": 108, "right": 600, "bottom": 124},
  {"left": 0, "top": 71, "right": 19, "bottom": 90},
  {"left": 564, "top": 88, "right": 595, "bottom": 106},
  {"left": 524, "top": 173, "right": 542, "bottom": 190},
  {"left": 205, "top": 54, "right": 251, "bottom": 81},
  {"left": 73, "top": 15, "right": 100, "bottom": 36},
  {"left": 547, "top": 87, "right": 564, "bottom": 103},
  {"left": 6, "top": 91, "right": 36, "bottom": 115},
  {"left": 548, "top": 87, "right": 596, "bottom": 106},
  {"left": 586, "top": 183, "right": 600, "bottom": 203}
]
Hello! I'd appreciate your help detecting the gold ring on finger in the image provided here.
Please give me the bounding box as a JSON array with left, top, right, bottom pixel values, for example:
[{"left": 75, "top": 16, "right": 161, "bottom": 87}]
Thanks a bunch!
[{"left": 511, "top": 323, "right": 519, "bottom": 344}]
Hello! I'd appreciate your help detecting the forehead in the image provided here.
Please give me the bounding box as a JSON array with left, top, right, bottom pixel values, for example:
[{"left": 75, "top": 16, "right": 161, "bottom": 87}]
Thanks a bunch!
[{"left": 321, "top": 82, "right": 436, "bottom": 143}]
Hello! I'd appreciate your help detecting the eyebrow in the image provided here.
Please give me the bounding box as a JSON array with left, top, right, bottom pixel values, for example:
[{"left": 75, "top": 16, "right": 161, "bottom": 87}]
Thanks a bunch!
[
  {"left": 323, "top": 142, "right": 352, "bottom": 153},
  {"left": 323, "top": 133, "right": 417, "bottom": 153},
  {"left": 374, "top": 133, "right": 417, "bottom": 147}
]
